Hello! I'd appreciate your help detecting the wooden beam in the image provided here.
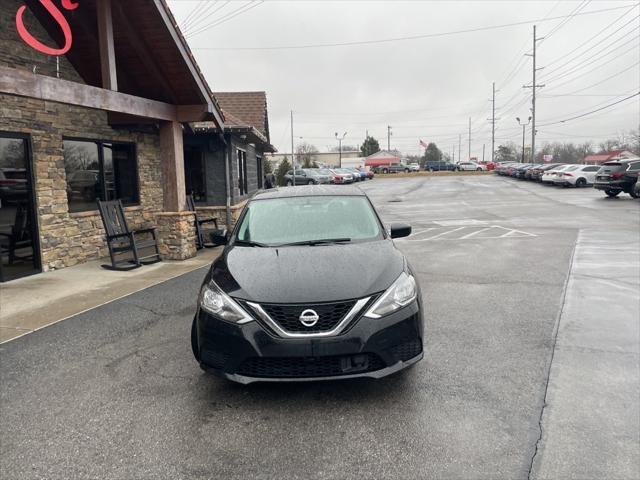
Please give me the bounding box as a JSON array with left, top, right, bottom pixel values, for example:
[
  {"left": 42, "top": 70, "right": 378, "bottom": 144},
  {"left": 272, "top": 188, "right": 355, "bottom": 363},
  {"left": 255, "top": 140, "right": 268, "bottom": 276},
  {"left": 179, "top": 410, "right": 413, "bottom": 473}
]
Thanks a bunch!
[
  {"left": 96, "top": 0, "right": 117, "bottom": 91},
  {"left": 152, "top": 0, "right": 224, "bottom": 129},
  {"left": 112, "top": 1, "right": 177, "bottom": 104},
  {"left": 0, "top": 65, "right": 177, "bottom": 121},
  {"left": 176, "top": 104, "right": 212, "bottom": 122},
  {"left": 160, "top": 121, "right": 186, "bottom": 212}
]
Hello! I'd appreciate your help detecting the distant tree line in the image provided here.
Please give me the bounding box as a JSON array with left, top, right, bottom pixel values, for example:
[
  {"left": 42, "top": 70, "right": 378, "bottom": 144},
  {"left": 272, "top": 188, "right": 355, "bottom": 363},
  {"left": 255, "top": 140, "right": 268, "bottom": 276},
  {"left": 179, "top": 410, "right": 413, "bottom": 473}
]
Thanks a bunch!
[{"left": 495, "top": 129, "right": 639, "bottom": 164}]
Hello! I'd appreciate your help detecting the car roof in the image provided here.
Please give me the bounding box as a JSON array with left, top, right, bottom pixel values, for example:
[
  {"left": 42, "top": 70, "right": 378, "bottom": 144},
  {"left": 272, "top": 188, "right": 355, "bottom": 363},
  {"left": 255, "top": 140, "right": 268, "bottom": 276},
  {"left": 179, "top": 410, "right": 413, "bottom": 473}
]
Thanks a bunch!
[{"left": 253, "top": 185, "right": 365, "bottom": 200}]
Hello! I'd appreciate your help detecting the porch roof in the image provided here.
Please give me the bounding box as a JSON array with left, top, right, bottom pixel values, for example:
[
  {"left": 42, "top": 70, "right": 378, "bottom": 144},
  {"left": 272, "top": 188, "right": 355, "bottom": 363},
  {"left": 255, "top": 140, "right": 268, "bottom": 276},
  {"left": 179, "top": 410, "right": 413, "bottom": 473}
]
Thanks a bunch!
[{"left": 22, "top": 0, "right": 223, "bottom": 126}]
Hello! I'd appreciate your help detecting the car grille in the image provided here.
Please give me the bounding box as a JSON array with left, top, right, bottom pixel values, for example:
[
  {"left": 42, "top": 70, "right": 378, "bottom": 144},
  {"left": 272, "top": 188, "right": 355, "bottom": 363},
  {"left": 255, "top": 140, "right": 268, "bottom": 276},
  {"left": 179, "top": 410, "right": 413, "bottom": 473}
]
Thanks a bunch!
[
  {"left": 388, "top": 339, "right": 423, "bottom": 362},
  {"left": 258, "top": 300, "right": 358, "bottom": 333},
  {"left": 236, "top": 353, "right": 385, "bottom": 378}
]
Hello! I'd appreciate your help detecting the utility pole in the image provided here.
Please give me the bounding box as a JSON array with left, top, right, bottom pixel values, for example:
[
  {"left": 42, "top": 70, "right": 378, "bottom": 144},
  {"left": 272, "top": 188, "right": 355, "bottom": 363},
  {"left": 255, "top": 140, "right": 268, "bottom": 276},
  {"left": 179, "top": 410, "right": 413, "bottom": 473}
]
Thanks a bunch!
[
  {"left": 458, "top": 134, "right": 461, "bottom": 164},
  {"left": 290, "top": 110, "right": 295, "bottom": 186},
  {"left": 452, "top": 145, "right": 455, "bottom": 163},
  {"left": 524, "top": 25, "right": 545, "bottom": 163},
  {"left": 491, "top": 82, "right": 496, "bottom": 163},
  {"left": 482, "top": 144, "right": 485, "bottom": 163},
  {"left": 387, "top": 125, "right": 392, "bottom": 151},
  {"left": 468, "top": 117, "right": 471, "bottom": 161}
]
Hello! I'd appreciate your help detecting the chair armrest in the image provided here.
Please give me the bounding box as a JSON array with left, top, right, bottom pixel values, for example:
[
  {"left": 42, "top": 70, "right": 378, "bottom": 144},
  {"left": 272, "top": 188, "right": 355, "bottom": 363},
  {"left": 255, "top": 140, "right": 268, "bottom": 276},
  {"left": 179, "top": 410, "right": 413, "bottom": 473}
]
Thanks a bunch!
[
  {"left": 107, "top": 232, "right": 134, "bottom": 240},
  {"left": 197, "top": 218, "right": 218, "bottom": 225},
  {"left": 133, "top": 227, "right": 156, "bottom": 234}
]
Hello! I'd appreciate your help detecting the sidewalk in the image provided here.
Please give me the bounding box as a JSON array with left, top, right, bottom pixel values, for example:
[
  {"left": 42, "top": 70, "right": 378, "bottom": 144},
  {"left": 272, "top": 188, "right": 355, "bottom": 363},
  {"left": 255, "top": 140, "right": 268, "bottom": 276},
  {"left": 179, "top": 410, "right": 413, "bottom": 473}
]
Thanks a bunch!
[{"left": 0, "top": 248, "right": 221, "bottom": 343}]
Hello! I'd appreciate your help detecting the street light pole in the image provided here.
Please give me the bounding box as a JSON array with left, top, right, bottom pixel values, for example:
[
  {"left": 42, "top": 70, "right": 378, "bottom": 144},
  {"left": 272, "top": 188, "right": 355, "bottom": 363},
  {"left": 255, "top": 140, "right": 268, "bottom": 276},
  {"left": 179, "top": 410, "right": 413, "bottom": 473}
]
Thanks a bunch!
[
  {"left": 290, "top": 110, "right": 296, "bottom": 186},
  {"left": 516, "top": 116, "right": 532, "bottom": 163},
  {"left": 335, "top": 131, "right": 347, "bottom": 168}
]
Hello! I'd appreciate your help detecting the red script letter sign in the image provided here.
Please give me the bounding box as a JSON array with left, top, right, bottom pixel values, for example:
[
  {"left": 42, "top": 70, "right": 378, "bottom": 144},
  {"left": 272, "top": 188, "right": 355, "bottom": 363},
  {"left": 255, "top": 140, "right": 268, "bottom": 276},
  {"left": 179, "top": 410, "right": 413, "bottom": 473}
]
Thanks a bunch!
[{"left": 16, "top": 0, "right": 79, "bottom": 56}]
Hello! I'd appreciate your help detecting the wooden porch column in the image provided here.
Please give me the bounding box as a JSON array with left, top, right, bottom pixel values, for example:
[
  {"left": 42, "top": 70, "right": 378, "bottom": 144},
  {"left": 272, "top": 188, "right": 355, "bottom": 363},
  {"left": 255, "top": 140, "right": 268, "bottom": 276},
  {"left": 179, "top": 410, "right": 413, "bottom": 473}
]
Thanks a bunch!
[
  {"left": 160, "top": 121, "right": 186, "bottom": 212},
  {"left": 97, "top": 0, "right": 117, "bottom": 90}
]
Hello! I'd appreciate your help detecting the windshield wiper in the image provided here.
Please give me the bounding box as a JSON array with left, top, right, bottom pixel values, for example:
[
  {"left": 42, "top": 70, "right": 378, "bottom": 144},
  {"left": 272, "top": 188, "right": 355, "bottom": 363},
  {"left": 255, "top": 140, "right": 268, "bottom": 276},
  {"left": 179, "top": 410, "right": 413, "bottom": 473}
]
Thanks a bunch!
[
  {"left": 276, "top": 238, "right": 351, "bottom": 247},
  {"left": 234, "top": 239, "right": 269, "bottom": 247}
]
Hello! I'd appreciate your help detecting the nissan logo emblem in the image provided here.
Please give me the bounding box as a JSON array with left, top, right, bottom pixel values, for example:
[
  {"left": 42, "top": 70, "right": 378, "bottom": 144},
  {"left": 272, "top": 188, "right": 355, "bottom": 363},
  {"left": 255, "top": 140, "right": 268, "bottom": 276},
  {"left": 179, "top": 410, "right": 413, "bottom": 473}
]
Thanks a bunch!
[{"left": 299, "top": 309, "right": 319, "bottom": 327}]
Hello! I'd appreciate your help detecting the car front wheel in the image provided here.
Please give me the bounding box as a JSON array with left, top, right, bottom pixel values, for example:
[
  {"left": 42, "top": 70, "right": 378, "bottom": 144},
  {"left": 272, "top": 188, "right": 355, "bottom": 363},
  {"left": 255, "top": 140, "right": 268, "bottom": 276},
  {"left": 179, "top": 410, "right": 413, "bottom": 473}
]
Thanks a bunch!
[
  {"left": 286, "top": 180, "right": 293, "bottom": 186},
  {"left": 382, "top": 168, "right": 389, "bottom": 174},
  {"left": 191, "top": 318, "right": 200, "bottom": 361},
  {"left": 605, "top": 190, "right": 620, "bottom": 197},
  {"left": 575, "top": 178, "right": 586, "bottom": 187},
  {"left": 476, "top": 167, "right": 482, "bottom": 171}
]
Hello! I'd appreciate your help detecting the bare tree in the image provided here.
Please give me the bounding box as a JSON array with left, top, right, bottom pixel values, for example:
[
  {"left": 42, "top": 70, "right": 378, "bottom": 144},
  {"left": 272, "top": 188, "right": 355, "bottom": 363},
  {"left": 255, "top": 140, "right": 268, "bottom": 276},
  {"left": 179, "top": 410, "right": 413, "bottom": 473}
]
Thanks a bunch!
[{"left": 296, "top": 142, "right": 319, "bottom": 168}]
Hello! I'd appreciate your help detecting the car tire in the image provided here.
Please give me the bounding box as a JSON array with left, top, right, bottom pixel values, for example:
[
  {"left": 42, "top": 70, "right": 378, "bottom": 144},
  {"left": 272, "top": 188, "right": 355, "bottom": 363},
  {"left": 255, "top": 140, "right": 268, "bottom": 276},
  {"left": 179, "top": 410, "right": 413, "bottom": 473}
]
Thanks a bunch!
[
  {"left": 382, "top": 168, "right": 389, "bottom": 174},
  {"left": 191, "top": 318, "right": 200, "bottom": 361},
  {"left": 605, "top": 190, "right": 620, "bottom": 197},
  {"left": 404, "top": 168, "right": 410, "bottom": 173},
  {"left": 476, "top": 167, "right": 482, "bottom": 171},
  {"left": 286, "top": 180, "right": 293, "bottom": 186},
  {"left": 575, "top": 178, "right": 586, "bottom": 187},
  {"left": 630, "top": 188, "right": 639, "bottom": 199},
  {"left": 307, "top": 180, "right": 314, "bottom": 185},
  {"left": 429, "top": 168, "right": 434, "bottom": 172}
]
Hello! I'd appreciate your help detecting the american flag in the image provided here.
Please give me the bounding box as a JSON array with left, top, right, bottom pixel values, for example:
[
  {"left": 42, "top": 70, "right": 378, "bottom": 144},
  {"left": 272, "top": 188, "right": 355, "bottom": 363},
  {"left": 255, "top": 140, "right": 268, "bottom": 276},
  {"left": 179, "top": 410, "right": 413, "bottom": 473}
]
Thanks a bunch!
[{"left": 419, "top": 139, "right": 428, "bottom": 148}]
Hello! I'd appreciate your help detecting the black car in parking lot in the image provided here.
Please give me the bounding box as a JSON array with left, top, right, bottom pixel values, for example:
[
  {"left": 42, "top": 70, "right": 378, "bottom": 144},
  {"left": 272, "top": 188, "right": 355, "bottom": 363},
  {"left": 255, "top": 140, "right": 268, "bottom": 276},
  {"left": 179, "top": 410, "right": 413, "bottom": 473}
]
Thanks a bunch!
[
  {"left": 593, "top": 159, "right": 640, "bottom": 198},
  {"left": 191, "top": 185, "right": 423, "bottom": 383}
]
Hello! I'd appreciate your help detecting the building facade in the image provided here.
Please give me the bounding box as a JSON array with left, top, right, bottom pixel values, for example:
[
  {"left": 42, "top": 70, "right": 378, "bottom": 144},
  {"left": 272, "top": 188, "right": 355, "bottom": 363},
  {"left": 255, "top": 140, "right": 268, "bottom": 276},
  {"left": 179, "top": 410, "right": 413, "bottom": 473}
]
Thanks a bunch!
[{"left": 0, "top": 0, "right": 224, "bottom": 281}]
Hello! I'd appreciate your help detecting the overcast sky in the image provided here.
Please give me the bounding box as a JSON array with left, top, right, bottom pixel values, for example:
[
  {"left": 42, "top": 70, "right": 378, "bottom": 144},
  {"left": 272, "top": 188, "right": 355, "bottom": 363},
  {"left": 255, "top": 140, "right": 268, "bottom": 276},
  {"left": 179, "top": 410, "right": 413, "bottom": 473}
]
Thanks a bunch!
[{"left": 168, "top": 0, "right": 640, "bottom": 158}]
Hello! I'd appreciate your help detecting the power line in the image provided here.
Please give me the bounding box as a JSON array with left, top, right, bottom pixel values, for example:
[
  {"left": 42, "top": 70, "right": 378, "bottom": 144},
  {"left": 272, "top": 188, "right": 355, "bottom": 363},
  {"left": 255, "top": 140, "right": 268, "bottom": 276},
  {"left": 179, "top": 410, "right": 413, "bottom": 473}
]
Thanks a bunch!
[
  {"left": 539, "top": 29, "right": 640, "bottom": 84},
  {"left": 542, "top": 43, "right": 639, "bottom": 91},
  {"left": 186, "top": 1, "right": 263, "bottom": 38},
  {"left": 181, "top": 0, "right": 209, "bottom": 30},
  {"left": 538, "top": 92, "right": 639, "bottom": 126},
  {"left": 540, "top": 0, "right": 591, "bottom": 43},
  {"left": 543, "top": 61, "right": 640, "bottom": 96},
  {"left": 183, "top": 1, "right": 230, "bottom": 34},
  {"left": 190, "top": 4, "right": 637, "bottom": 50},
  {"left": 544, "top": 6, "right": 639, "bottom": 68}
]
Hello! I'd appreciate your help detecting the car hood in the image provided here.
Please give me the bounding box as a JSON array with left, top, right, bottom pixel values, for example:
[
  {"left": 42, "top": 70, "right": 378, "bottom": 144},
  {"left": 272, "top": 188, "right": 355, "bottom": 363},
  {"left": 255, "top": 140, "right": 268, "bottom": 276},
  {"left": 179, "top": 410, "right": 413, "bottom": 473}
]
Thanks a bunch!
[{"left": 210, "top": 240, "right": 405, "bottom": 303}]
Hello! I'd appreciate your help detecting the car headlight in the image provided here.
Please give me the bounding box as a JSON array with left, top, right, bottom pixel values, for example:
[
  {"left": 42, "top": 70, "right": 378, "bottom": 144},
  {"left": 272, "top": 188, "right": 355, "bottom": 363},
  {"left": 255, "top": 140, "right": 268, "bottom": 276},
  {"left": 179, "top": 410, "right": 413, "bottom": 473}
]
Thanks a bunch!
[
  {"left": 199, "top": 280, "right": 253, "bottom": 324},
  {"left": 364, "top": 272, "right": 417, "bottom": 318}
]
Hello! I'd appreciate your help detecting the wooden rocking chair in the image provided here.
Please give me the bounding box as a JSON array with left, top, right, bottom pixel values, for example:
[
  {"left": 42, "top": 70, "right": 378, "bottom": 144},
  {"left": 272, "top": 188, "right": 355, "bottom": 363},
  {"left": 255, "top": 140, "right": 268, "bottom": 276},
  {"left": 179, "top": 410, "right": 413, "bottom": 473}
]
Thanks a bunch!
[
  {"left": 97, "top": 199, "right": 161, "bottom": 270},
  {"left": 186, "top": 194, "right": 225, "bottom": 249}
]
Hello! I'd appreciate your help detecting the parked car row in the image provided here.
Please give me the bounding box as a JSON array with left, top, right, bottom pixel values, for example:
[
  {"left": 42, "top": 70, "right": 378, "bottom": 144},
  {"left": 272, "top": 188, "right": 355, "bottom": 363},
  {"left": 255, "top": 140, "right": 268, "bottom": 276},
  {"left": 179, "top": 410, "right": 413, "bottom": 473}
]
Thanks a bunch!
[
  {"left": 373, "top": 160, "right": 489, "bottom": 173},
  {"left": 494, "top": 158, "right": 640, "bottom": 198},
  {"left": 284, "top": 167, "right": 373, "bottom": 186}
]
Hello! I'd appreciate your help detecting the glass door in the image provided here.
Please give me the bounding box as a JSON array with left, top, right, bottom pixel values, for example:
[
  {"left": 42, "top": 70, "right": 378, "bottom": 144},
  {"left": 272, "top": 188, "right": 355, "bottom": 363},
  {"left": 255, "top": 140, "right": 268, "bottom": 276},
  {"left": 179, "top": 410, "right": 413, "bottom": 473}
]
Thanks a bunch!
[{"left": 0, "top": 133, "right": 41, "bottom": 282}]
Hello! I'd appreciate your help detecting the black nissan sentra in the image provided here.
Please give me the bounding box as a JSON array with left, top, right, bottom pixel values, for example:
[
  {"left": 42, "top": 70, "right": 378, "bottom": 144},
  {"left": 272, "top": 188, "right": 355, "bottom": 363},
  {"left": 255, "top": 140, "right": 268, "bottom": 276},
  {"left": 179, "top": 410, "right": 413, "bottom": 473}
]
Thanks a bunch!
[{"left": 191, "top": 185, "right": 424, "bottom": 383}]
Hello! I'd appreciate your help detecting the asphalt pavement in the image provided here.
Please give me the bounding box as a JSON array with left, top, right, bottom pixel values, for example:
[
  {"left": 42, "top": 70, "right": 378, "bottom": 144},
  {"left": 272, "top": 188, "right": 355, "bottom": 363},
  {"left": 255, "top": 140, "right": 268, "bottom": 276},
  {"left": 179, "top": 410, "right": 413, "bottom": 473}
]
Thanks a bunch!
[{"left": 1, "top": 175, "right": 638, "bottom": 479}]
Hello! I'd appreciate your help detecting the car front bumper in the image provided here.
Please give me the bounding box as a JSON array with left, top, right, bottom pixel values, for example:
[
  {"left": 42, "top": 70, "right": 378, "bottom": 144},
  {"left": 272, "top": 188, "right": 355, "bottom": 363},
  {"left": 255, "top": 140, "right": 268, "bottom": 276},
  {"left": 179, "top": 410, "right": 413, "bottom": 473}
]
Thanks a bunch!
[{"left": 194, "top": 301, "right": 423, "bottom": 383}]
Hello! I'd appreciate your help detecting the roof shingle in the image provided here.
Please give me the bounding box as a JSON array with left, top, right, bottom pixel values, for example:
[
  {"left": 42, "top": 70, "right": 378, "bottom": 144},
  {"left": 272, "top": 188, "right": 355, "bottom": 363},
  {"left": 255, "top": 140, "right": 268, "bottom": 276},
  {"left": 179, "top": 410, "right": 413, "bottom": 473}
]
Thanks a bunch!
[{"left": 213, "top": 91, "right": 270, "bottom": 141}]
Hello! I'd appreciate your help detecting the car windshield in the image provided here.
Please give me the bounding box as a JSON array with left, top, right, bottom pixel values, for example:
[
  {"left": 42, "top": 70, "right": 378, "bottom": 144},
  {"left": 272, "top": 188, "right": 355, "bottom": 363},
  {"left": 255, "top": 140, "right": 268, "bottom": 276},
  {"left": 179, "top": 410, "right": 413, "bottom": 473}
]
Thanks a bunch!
[{"left": 235, "top": 195, "right": 383, "bottom": 246}]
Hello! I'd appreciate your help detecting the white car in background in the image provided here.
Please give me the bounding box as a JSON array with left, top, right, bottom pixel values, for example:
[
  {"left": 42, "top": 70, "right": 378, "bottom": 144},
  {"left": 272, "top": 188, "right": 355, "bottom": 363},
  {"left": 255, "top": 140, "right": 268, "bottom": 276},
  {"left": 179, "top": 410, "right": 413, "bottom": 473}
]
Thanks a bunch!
[
  {"left": 541, "top": 164, "right": 569, "bottom": 184},
  {"left": 457, "top": 161, "right": 487, "bottom": 171},
  {"left": 553, "top": 164, "right": 601, "bottom": 187}
]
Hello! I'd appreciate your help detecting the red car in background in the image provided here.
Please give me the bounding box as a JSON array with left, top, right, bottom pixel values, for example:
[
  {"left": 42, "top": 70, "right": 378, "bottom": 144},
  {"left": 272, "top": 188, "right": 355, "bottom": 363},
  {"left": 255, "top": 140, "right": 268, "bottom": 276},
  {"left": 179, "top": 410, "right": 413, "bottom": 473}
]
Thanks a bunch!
[{"left": 478, "top": 161, "right": 497, "bottom": 170}]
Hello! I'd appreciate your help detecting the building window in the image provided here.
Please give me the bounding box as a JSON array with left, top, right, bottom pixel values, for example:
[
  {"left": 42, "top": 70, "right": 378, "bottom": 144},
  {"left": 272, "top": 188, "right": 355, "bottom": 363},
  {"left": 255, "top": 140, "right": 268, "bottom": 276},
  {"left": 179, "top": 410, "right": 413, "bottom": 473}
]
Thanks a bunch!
[
  {"left": 237, "top": 148, "right": 248, "bottom": 196},
  {"left": 257, "top": 156, "right": 263, "bottom": 189},
  {"left": 185, "top": 146, "right": 206, "bottom": 202},
  {"left": 63, "top": 139, "right": 138, "bottom": 213}
]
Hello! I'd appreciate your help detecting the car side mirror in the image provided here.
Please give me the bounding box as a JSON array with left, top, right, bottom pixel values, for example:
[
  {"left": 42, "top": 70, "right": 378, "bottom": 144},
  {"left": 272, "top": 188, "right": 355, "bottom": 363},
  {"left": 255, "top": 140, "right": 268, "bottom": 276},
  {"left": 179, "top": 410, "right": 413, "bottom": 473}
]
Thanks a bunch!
[{"left": 390, "top": 223, "right": 411, "bottom": 239}]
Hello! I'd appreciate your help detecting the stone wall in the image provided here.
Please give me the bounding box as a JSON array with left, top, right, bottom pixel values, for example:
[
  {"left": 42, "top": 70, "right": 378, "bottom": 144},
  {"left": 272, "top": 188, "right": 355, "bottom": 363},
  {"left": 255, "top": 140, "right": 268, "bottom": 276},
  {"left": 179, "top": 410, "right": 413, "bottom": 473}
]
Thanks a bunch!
[
  {"left": 156, "top": 212, "right": 197, "bottom": 260},
  {"left": 1, "top": 93, "right": 164, "bottom": 271}
]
